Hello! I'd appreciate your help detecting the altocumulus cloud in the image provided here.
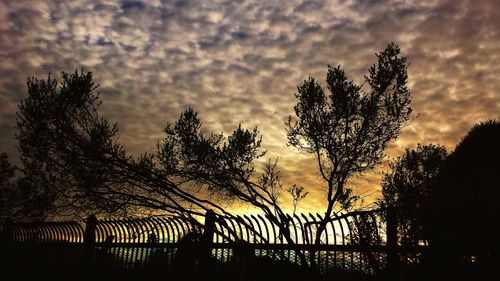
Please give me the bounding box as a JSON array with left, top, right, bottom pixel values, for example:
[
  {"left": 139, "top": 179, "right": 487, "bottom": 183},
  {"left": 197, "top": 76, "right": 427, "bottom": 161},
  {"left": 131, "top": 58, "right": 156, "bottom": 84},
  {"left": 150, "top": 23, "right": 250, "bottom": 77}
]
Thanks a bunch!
[{"left": 0, "top": 0, "right": 498, "bottom": 212}]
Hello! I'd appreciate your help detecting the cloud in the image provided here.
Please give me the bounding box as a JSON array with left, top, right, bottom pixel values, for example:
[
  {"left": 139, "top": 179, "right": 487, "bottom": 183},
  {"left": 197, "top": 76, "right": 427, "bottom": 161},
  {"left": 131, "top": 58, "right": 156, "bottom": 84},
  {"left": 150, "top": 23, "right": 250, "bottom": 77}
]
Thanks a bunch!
[{"left": 0, "top": 0, "right": 498, "bottom": 212}]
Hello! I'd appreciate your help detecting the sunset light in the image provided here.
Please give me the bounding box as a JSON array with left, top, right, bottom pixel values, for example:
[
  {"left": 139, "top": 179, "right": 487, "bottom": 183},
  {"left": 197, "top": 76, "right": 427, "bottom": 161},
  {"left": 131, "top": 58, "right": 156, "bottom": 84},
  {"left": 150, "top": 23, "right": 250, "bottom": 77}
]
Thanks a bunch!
[{"left": 1, "top": 1, "right": 499, "bottom": 280}]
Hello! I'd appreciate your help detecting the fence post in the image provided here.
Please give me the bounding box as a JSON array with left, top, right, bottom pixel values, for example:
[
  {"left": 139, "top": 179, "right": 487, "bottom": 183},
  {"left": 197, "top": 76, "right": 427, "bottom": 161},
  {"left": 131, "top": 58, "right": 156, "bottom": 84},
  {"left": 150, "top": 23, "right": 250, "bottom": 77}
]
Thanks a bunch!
[
  {"left": 83, "top": 215, "right": 97, "bottom": 264},
  {"left": 386, "top": 207, "right": 399, "bottom": 281},
  {"left": 200, "top": 210, "right": 215, "bottom": 278}
]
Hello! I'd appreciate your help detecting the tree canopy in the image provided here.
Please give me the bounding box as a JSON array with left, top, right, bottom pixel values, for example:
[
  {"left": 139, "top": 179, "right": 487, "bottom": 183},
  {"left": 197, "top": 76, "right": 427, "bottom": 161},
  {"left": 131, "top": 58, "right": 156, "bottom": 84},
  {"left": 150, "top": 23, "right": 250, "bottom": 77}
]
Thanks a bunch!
[
  {"left": 286, "top": 42, "right": 413, "bottom": 245},
  {"left": 0, "top": 152, "right": 52, "bottom": 222},
  {"left": 430, "top": 120, "right": 500, "bottom": 251},
  {"left": 379, "top": 144, "right": 447, "bottom": 245}
]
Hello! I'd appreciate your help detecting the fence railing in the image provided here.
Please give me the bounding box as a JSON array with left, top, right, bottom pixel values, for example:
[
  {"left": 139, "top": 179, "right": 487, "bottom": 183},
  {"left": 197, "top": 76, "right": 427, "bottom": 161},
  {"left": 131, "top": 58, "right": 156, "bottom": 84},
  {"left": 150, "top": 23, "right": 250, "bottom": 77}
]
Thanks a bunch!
[{"left": 1, "top": 208, "right": 415, "bottom": 279}]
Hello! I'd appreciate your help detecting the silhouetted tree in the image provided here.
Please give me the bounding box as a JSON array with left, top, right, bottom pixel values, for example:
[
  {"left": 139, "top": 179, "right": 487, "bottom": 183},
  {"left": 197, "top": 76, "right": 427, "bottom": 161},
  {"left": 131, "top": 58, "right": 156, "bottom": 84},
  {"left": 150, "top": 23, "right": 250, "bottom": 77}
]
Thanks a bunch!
[
  {"left": 287, "top": 184, "right": 308, "bottom": 215},
  {"left": 0, "top": 153, "right": 15, "bottom": 189},
  {"left": 15, "top": 70, "right": 307, "bottom": 262},
  {"left": 16, "top": 72, "right": 130, "bottom": 218},
  {"left": 0, "top": 152, "right": 15, "bottom": 221},
  {"left": 285, "top": 42, "right": 413, "bottom": 249},
  {"left": 379, "top": 144, "right": 447, "bottom": 245},
  {"left": 430, "top": 120, "right": 500, "bottom": 261},
  {"left": 0, "top": 152, "right": 52, "bottom": 222}
]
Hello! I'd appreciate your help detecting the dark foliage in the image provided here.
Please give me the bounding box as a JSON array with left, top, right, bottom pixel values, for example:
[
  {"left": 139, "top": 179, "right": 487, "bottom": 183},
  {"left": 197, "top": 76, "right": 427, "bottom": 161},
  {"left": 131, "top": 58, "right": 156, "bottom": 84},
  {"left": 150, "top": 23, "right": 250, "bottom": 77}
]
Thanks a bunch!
[
  {"left": 430, "top": 120, "right": 500, "bottom": 255},
  {"left": 0, "top": 152, "right": 52, "bottom": 222},
  {"left": 14, "top": 69, "right": 308, "bottom": 263},
  {"left": 380, "top": 144, "right": 447, "bottom": 245},
  {"left": 286, "top": 42, "right": 412, "bottom": 246},
  {"left": 15, "top": 71, "right": 274, "bottom": 219},
  {"left": 16, "top": 71, "right": 128, "bottom": 218},
  {"left": 0, "top": 152, "right": 16, "bottom": 221}
]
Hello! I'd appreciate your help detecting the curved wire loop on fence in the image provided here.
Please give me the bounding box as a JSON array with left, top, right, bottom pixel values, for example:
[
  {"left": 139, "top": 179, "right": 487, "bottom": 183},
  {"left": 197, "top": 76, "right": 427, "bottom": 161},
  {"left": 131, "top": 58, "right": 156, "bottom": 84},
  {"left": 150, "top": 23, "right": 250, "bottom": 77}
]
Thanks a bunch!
[
  {"left": 2, "top": 209, "right": 395, "bottom": 273},
  {"left": 208, "top": 211, "right": 379, "bottom": 246},
  {"left": 94, "top": 216, "right": 202, "bottom": 244},
  {"left": 3, "top": 211, "right": 388, "bottom": 247},
  {"left": 8, "top": 221, "right": 84, "bottom": 243}
]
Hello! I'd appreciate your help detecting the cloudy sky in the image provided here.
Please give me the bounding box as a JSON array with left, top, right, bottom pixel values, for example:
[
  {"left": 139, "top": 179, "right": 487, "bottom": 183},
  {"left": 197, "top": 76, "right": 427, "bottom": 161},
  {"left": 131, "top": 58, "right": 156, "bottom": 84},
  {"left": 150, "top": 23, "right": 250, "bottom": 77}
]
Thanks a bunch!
[{"left": 1, "top": 0, "right": 499, "bottom": 213}]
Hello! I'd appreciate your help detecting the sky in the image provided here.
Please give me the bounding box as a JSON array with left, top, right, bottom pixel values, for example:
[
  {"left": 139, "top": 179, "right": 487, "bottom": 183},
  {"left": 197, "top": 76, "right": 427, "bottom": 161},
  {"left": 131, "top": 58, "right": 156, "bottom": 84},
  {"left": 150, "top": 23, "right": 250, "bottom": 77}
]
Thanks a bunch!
[{"left": 0, "top": 0, "right": 499, "bottom": 214}]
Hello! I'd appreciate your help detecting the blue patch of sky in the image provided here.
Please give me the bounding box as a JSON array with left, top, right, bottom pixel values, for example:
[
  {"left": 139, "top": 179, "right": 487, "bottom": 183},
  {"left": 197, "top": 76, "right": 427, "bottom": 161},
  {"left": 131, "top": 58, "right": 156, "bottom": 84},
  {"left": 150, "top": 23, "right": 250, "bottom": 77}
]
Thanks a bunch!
[{"left": 121, "top": 0, "right": 146, "bottom": 11}]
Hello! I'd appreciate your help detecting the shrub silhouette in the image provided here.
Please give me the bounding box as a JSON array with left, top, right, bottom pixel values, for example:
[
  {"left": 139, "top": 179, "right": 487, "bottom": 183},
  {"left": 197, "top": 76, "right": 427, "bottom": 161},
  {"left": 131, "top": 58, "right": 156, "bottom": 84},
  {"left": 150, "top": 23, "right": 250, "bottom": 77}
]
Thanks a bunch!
[{"left": 428, "top": 120, "right": 500, "bottom": 278}]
